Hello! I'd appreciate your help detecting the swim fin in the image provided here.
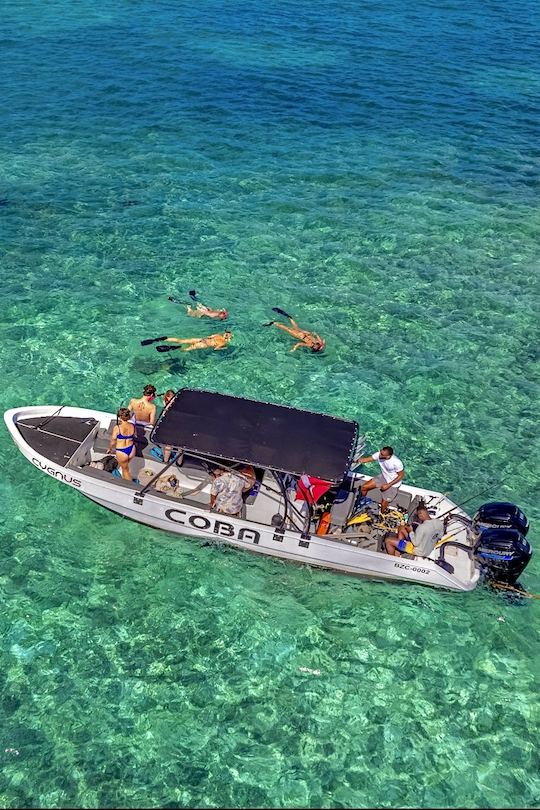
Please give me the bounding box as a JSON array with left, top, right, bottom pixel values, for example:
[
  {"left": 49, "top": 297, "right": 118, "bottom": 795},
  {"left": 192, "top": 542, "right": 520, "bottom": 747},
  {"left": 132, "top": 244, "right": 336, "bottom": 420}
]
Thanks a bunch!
[
  {"left": 272, "top": 307, "right": 293, "bottom": 319},
  {"left": 156, "top": 344, "right": 181, "bottom": 353},
  {"left": 141, "top": 336, "right": 168, "bottom": 346},
  {"left": 188, "top": 290, "right": 198, "bottom": 300}
]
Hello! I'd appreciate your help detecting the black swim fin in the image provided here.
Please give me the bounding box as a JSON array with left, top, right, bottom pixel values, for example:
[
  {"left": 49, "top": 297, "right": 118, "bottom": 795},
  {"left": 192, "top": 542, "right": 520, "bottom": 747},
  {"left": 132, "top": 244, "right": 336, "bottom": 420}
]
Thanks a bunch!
[
  {"left": 272, "top": 307, "right": 293, "bottom": 319},
  {"left": 188, "top": 290, "right": 198, "bottom": 300},
  {"left": 141, "top": 336, "right": 168, "bottom": 346},
  {"left": 156, "top": 344, "right": 181, "bottom": 353}
]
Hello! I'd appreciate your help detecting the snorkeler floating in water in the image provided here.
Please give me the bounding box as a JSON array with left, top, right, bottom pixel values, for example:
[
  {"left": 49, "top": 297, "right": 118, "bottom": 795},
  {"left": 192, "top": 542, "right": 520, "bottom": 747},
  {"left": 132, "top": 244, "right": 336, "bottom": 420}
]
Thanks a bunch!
[
  {"left": 153, "top": 332, "right": 233, "bottom": 352},
  {"left": 141, "top": 302, "right": 322, "bottom": 357},
  {"left": 266, "top": 307, "right": 325, "bottom": 353},
  {"left": 168, "top": 290, "right": 228, "bottom": 320}
]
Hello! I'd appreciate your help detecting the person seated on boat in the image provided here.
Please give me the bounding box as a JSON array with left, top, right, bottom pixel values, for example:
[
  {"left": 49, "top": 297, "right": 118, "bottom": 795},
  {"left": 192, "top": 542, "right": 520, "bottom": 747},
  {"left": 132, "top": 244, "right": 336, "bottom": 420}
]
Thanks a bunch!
[
  {"left": 209, "top": 467, "right": 252, "bottom": 517},
  {"left": 187, "top": 301, "right": 228, "bottom": 320},
  {"left": 355, "top": 446, "right": 405, "bottom": 512},
  {"left": 128, "top": 385, "right": 157, "bottom": 426},
  {"left": 161, "top": 332, "right": 233, "bottom": 352},
  {"left": 385, "top": 506, "right": 444, "bottom": 558},
  {"left": 107, "top": 408, "right": 136, "bottom": 481},
  {"left": 266, "top": 308, "right": 325, "bottom": 353}
]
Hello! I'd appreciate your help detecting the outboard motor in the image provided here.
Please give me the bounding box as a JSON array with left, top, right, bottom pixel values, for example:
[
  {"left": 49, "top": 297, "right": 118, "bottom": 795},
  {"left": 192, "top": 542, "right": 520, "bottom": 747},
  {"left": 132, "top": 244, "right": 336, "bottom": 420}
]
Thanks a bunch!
[
  {"left": 472, "top": 501, "right": 529, "bottom": 536},
  {"left": 472, "top": 503, "right": 532, "bottom": 585}
]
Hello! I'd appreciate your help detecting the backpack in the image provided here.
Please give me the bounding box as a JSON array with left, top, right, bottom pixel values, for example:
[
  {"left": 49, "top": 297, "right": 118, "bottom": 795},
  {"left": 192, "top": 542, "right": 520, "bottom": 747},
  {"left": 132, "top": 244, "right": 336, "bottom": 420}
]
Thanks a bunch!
[{"left": 90, "top": 454, "right": 118, "bottom": 473}]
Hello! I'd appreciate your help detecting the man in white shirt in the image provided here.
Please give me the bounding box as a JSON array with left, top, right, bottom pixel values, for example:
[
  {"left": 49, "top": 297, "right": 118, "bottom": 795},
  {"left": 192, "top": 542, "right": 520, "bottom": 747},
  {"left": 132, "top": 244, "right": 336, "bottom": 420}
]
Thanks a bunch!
[{"left": 355, "top": 445, "right": 405, "bottom": 512}]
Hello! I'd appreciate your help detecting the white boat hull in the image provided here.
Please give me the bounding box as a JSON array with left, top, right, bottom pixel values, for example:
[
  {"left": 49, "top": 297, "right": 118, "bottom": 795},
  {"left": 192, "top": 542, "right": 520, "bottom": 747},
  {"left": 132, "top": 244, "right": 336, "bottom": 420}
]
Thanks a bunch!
[{"left": 4, "top": 405, "right": 480, "bottom": 592}]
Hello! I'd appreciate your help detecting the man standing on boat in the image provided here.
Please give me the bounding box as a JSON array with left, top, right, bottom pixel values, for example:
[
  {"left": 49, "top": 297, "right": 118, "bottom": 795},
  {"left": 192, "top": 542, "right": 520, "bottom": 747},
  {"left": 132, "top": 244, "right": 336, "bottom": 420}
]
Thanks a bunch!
[
  {"left": 128, "top": 384, "right": 157, "bottom": 426},
  {"left": 355, "top": 446, "right": 405, "bottom": 512},
  {"left": 209, "top": 467, "right": 253, "bottom": 517}
]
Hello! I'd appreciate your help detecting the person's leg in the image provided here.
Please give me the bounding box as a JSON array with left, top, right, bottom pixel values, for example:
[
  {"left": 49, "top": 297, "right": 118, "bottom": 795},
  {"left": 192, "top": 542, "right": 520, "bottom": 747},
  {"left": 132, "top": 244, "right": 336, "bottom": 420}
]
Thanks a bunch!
[
  {"left": 163, "top": 445, "right": 172, "bottom": 463},
  {"left": 381, "top": 485, "right": 399, "bottom": 513},
  {"left": 397, "top": 525, "right": 411, "bottom": 541},
  {"left": 360, "top": 478, "right": 378, "bottom": 498},
  {"left": 116, "top": 454, "right": 132, "bottom": 481},
  {"left": 385, "top": 533, "right": 401, "bottom": 556},
  {"left": 273, "top": 323, "right": 297, "bottom": 338}
]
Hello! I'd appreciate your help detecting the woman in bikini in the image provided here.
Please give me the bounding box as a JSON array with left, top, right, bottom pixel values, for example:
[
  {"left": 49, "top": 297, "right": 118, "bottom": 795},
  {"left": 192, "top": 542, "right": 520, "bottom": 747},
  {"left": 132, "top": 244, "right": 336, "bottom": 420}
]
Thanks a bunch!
[
  {"left": 266, "top": 309, "right": 325, "bottom": 353},
  {"left": 162, "top": 332, "right": 233, "bottom": 352},
  {"left": 107, "top": 408, "right": 136, "bottom": 481}
]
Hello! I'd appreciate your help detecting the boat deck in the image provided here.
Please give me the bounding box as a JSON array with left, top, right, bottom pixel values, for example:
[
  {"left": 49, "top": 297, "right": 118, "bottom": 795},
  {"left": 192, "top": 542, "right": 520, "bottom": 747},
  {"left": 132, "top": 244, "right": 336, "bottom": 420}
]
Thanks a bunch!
[{"left": 17, "top": 415, "right": 98, "bottom": 466}]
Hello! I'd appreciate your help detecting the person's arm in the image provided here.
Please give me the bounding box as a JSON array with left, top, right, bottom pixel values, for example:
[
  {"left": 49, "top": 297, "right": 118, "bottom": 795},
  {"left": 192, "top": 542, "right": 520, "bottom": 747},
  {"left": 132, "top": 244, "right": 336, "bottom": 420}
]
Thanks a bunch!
[
  {"left": 290, "top": 341, "right": 308, "bottom": 352},
  {"left": 209, "top": 477, "right": 221, "bottom": 508},
  {"left": 107, "top": 426, "right": 119, "bottom": 454},
  {"left": 149, "top": 403, "right": 157, "bottom": 425},
  {"left": 380, "top": 469, "right": 405, "bottom": 491},
  {"left": 355, "top": 455, "right": 375, "bottom": 464}
]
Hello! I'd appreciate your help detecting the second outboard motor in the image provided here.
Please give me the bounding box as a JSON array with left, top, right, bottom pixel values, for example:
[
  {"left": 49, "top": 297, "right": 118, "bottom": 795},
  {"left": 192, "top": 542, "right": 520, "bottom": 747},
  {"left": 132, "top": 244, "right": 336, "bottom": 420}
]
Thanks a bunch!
[
  {"left": 474, "top": 528, "right": 532, "bottom": 585},
  {"left": 472, "top": 502, "right": 531, "bottom": 585},
  {"left": 472, "top": 502, "right": 529, "bottom": 536}
]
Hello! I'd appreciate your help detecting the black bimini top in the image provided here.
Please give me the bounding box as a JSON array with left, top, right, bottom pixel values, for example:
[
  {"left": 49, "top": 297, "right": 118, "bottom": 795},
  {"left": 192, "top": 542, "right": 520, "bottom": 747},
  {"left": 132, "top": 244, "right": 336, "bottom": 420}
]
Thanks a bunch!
[{"left": 151, "top": 389, "right": 358, "bottom": 483}]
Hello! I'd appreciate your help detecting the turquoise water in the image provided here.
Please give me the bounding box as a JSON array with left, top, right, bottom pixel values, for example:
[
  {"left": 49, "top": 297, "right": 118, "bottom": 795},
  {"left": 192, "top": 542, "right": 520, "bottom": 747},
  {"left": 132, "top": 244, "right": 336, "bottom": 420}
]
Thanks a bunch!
[{"left": 1, "top": 0, "right": 540, "bottom": 806}]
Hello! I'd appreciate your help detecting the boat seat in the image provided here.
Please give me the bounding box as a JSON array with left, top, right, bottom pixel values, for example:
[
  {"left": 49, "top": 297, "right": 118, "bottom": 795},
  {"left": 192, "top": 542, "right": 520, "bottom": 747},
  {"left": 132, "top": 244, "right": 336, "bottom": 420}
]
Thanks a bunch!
[
  {"left": 80, "top": 465, "right": 138, "bottom": 488},
  {"left": 93, "top": 424, "right": 206, "bottom": 469},
  {"left": 329, "top": 478, "right": 361, "bottom": 531}
]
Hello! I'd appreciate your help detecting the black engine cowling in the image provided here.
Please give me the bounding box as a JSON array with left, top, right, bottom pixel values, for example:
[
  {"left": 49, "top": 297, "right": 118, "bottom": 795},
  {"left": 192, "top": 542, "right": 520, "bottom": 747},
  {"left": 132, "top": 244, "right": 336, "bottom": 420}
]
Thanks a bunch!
[
  {"left": 472, "top": 501, "right": 529, "bottom": 536},
  {"left": 474, "top": 527, "right": 532, "bottom": 585}
]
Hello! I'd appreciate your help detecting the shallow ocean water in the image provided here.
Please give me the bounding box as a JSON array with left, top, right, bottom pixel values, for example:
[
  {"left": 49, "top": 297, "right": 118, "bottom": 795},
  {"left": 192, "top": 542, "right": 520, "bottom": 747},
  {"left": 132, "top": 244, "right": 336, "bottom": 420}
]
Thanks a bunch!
[{"left": 1, "top": 0, "right": 539, "bottom": 807}]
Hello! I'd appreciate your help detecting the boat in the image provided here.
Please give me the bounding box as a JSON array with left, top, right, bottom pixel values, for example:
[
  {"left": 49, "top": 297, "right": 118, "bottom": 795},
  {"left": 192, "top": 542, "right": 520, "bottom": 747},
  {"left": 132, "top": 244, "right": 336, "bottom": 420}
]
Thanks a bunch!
[{"left": 4, "top": 389, "right": 532, "bottom": 592}]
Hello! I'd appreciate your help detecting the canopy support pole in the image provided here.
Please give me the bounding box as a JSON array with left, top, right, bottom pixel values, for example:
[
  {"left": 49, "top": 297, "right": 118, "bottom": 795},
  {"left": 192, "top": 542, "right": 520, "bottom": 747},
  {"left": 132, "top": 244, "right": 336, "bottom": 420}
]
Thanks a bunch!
[{"left": 135, "top": 453, "right": 179, "bottom": 499}]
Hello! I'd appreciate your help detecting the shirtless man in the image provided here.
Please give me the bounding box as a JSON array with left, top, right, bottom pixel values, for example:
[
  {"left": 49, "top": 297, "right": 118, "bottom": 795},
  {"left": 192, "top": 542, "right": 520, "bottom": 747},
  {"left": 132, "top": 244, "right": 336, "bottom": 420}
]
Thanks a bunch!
[
  {"left": 160, "top": 332, "right": 233, "bottom": 352},
  {"left": 267, "top": 309, "right": 325, "bottom": 353},
  {"left": 187, "top": 301, "right": 228, "bottom": 320},
  {"left": 128, "top": 384, "right": 157, "bottom": 425}
]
